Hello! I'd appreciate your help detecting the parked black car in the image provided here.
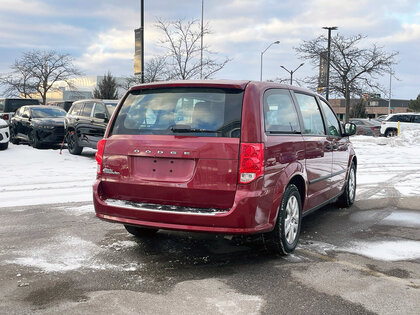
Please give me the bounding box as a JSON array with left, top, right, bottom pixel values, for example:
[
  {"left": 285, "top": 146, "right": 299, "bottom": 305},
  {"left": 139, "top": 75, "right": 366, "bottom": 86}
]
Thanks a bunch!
[
  {"left": 0, "top": 98, "right": 40, "bottom": 124},
  {"left": 47, "top": 100, "right": 74, "bottom": 112},
  {"left": 65, "top": 99, "right": 118, "bottom": 155},
  {"left": 9, "top": 105, "right": 66, "bottom": 148}
]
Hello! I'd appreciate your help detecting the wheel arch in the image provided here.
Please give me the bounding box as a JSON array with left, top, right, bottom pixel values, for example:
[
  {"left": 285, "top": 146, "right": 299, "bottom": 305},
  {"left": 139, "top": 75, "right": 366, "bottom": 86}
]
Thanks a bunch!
[
  {"left": 288, "top": 174, "right": 306, "bottom": 209},
  {"left": 268, "top": 166, "right": 307, "bottom": 227}
]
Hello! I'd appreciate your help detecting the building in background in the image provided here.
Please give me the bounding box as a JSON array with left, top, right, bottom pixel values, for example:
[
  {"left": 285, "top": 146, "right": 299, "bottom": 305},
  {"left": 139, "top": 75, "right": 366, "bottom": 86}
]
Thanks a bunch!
[
  {"left": 329, "top": 98, "right": 410, "bottom": 120},
  {"left": 29, "top": 76, "right": 127, "bottom": 103}
]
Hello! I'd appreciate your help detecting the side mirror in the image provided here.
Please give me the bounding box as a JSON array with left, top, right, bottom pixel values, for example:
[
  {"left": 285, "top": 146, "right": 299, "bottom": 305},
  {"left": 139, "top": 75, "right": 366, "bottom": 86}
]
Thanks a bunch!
[
  {"left": 343, "top": 123, "right": 356, "bottom": 136},
  {"left": 94, "top": 113, "right": 106, "bottom": 120}
]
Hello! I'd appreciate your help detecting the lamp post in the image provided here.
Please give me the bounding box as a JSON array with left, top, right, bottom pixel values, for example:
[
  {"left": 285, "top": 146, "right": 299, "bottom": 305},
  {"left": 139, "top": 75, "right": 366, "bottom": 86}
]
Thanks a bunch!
[
  {"left": 322, "top": 26, "right": 338, "bottom": 100},
  {"left": 280, "top": 63, "right": 304, "bottom": 85},
  {"left": 140, "top": 0, "right": 144, "bottom": 83},
  {"left": 388, "top": 68, "right": 394, "bottom": 115},
  {"left": 260, "top": 41, "right": 280, "bottom": 81},
  {"left": 200, "top": 0, "right": 204, "bottom": 79}
]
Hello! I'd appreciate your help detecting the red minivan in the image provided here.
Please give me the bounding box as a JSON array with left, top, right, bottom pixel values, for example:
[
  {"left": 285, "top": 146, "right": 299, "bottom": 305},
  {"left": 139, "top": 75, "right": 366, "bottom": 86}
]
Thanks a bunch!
[{"left": 93, "top": 80, "right": 357, "bottom": 254}]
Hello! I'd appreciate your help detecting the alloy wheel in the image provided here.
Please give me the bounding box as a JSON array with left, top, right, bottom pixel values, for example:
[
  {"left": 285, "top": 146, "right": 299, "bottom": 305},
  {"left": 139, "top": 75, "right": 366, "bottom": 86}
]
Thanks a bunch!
[
  {"left": 348, "top": 167, "right": 356, "bottom": 202},
  {"left": 284, "top": 195, "right": 299, "bottom": 245}
]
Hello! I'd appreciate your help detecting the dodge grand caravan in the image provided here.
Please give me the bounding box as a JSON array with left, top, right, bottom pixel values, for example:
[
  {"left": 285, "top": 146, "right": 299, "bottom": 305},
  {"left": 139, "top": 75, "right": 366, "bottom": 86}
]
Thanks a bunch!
[{"left": 93, "top": 80, "right": 357, "bottom": 254}]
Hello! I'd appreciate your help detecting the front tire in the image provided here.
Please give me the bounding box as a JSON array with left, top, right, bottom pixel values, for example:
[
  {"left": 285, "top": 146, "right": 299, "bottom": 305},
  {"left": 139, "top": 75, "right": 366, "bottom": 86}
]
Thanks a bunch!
[
  {"left": 29, "top": 130, "right": 41, "bottom": 149},
  {"left": 67, "top": 132, "right": 83, "bottom": 155},
  {"left": 124, "top": 225, "right": 158, "bottom": 237},
  {"left": 337, "top": 162, "right": 356, "bottom": 208},
  {"left": 385, "top": 129, "right": 397, "bottom": 137},
  {"left": 264, "top": 184, "right": 302, "bottom": 255},
  {"left": 9, "top": 127, "right": 19, "bottom": 144},
  {"left": 0, "top": 142, "right": 8, "bottom": 150}
]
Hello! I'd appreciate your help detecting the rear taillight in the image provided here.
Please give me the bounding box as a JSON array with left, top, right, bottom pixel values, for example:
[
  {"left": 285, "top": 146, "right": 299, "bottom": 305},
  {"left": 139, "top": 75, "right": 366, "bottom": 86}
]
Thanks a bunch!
[
  {"left": 239, "top": 143, "right": 264, "bottom": 184},
  {"left": 2, "top": 114, "right": 9, "bottom": 120},
  {"left": 96, "top": 138, "right": 107, "bottom": 174}
]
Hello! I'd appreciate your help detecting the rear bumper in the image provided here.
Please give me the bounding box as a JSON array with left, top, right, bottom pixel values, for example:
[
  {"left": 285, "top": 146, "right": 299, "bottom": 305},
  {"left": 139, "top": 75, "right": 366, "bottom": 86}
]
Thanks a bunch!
[{"left": 93, "top": 178, "right": 274, "bottom": 235}]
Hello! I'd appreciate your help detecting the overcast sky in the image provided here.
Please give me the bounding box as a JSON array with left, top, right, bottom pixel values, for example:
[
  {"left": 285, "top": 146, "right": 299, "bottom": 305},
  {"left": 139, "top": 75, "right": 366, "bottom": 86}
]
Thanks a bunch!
[{"left": 0, "top": 0, "right": 419, "bottom": 99}]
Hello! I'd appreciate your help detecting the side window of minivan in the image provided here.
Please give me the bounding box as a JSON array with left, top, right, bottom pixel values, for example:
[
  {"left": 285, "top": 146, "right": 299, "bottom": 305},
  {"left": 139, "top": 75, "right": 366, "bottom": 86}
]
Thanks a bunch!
[
  {"left": 264, "top": 89, "right": 300, "bottom": 133},
  {"left": 294, "top": 93, "right": 325, "bottom": 135},
  {"left": 319, "top": 99, "right": 341, "bottom": 137}
]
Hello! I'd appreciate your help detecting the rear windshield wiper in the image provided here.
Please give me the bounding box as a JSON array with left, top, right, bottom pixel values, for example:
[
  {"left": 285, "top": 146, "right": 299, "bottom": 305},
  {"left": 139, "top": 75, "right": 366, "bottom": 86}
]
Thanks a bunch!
[{"left": 170, "top": 125, "right": 221, "bottom": 133}]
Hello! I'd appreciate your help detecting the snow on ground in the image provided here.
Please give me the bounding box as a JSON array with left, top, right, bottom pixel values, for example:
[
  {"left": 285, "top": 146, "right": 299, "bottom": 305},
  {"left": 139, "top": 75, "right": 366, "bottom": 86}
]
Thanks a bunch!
[
  {"left": 0, "top": 143, "right": 96, "bottom": 207},
  {"left": 381, "top": 211, "right": 420, "bottom": 228},
  {"left": 351, "top": 130, "right": 420, "bottom": 200},
  {"left": 6, "top": 235, "right": 142, "bottom": 273},
  {"left": 339, "top": 240, "right": 420, "bottom": 261}
]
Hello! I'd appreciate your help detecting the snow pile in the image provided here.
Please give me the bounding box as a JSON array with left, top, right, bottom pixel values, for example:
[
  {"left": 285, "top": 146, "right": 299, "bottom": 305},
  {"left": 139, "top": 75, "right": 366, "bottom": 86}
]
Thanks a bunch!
[
  {"left": 389, "top": 129, "right": 420, "bottom": 147},
  {"left": 351, "top": 132, "right": 420, "bottom": 200},
  {"left": 0, "top": 144, "right": 96, "bottom": 207}
]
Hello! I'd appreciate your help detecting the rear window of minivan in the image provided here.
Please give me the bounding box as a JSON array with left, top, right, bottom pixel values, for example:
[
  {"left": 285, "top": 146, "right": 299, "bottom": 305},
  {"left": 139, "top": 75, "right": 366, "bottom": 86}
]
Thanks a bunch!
[{"left": 111, "top": 88, "right": 244, "bottom": 138}]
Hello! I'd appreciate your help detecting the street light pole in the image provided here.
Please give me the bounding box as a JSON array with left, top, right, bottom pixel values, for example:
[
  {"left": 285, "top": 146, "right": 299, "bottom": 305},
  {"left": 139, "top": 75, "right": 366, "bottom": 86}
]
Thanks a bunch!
[
  {"left": 280, "top": 63, "right": 304, "bottom": 85},
  {"left": 140, "top": 0, "right": 144, "bottom": 83},
  {"left": 260, "top": 41, "right": 280, "bottom": 81},
  {"left": 322, "top": 26, "right": 337, "bottom": 100},
  {"left": 388, "top": 68, "right": 393, "bottom": 115},
  {"left": 200, "top": 0, "right": 204, "bottom": 79}
]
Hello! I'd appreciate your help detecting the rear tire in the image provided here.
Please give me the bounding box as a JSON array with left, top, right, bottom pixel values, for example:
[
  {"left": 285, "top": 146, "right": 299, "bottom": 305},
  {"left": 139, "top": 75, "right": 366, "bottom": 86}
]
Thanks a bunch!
[
  {"left": 124, "top": 225, "right": 158, "bottom": 237},
  {"left": 337, "top": 162, "right": 356, "bottom": 208},
  {"left": 67, "top": 132, "right": 83, "bottom": 155},
  {"left": 0, "top": 142, "right": 8, "bottom": 150},
  {"left": 264, "top": 184, "right": 302, "bottom": 255}
]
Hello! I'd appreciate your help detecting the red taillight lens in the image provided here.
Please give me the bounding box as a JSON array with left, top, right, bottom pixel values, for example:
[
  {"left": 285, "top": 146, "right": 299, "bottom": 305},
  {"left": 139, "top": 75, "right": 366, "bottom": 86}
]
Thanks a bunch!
[
  {"left": 96, "top": 139, "right": 107, "bottom": 174},
  {"left": 239, "top": 143, "right": 264, "bottom": 184},
  {"left": 2, "top": 114, "right": 9, "bottom": 120}
]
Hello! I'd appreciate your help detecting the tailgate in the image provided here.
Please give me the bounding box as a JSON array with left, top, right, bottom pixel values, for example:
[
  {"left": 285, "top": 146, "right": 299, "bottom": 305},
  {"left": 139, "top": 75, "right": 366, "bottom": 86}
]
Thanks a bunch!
[{"left": 100, "top": 135, "right": 240, "bottom": 209}]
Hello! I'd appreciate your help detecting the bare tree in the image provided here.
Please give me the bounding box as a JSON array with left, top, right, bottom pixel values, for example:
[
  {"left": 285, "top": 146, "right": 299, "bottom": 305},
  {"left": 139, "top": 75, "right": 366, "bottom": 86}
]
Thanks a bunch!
[
  {"left": 0, "top": 59, "right": 37, "bottom": 98},
  {"left": 120, "top": 56, "right": 170, "bottom": 92},
  {"left": 1, "top": 50, "right": 81, "bottom": 104},
  {"left": 295, "top": 34, "right": 397, "bottom": 122},
  {"left": 156, "top": 18, "right": 230, "bottom": 80},
  {"left": 119, "top": 75, "right": 142, "bottom": 92},
  {"left": 144, "top": 55, "right": 170, "bottom": 82}
]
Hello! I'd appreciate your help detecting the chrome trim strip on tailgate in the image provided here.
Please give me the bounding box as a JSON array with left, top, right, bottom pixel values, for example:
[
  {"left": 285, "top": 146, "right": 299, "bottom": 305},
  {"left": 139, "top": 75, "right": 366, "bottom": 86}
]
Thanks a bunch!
[{"left": 105, "top": 198, "right": 229, "bottom": 216}]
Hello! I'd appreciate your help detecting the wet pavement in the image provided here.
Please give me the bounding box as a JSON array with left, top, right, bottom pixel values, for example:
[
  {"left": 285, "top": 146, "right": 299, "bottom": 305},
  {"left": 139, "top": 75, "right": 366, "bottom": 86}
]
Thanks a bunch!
[{"left": 0, "top": 200, "right": 419, "bottom": 314}]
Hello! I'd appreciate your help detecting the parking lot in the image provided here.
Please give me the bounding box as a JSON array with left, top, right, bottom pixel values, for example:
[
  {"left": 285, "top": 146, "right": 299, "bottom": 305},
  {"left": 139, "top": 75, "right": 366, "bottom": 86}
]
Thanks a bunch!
[{"left": 0, "top": 136, "right": 419, "bottom": 314}]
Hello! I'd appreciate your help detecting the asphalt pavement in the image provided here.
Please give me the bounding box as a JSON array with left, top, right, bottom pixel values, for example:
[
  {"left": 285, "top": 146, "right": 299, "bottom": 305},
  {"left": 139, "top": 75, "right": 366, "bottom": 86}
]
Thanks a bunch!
[{"left": 0, "top": 198, "right": 419, "bottom": 314}]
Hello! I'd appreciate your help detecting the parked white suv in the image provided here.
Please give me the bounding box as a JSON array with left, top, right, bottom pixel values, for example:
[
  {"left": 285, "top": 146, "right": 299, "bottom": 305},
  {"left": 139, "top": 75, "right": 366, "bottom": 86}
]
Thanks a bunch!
[
  {"left": 380, "top": 113, "right": 420, "bottom": 137},
  {"left": 0, "top": 118, "right": 10, "bottom": 150}
]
